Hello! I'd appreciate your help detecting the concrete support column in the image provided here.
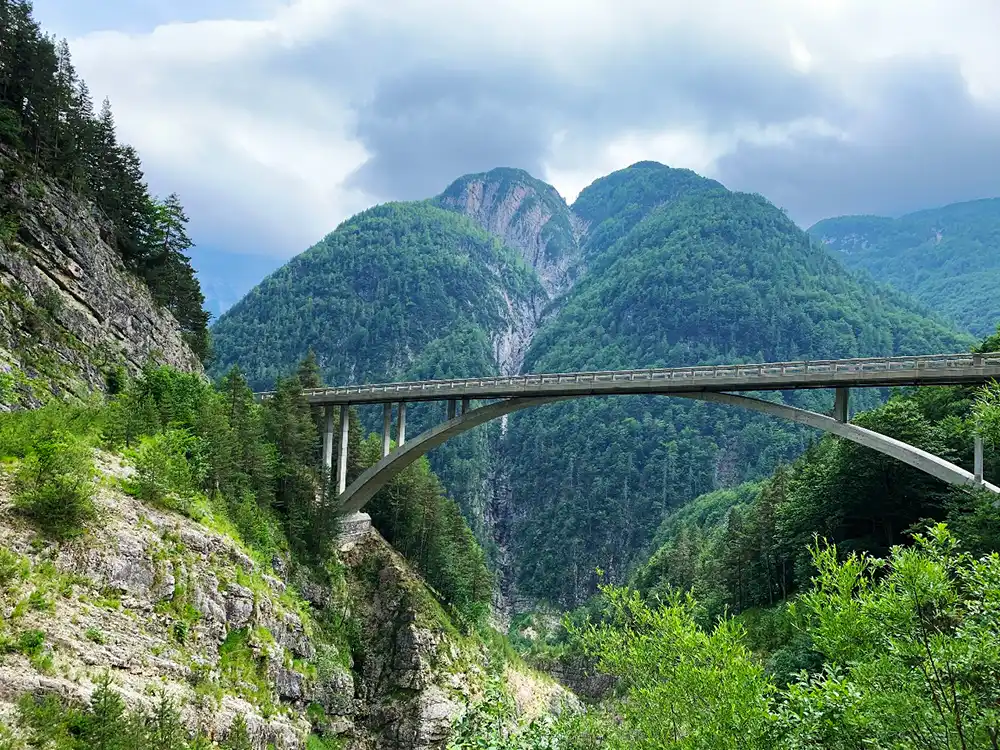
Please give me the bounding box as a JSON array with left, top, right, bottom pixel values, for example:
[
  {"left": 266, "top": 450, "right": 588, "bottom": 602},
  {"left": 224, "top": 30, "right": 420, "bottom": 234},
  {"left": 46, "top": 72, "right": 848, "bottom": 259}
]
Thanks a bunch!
[
  {"left": 447, "top": 399, "right": 457, "bottom": 420},
  {"left": 337, "top": 404, "right": 349, "bottom": 495},
  {"left": 397, "top": 402, "right": 407, "bottom": 447},
  {"left": 322, "top": 405, "right": 335, "bottom": 480},
  {"left": 461, "top": 396, "right": 470, "bottom": 415},
  {"left": 834, "top": 387, "right": 850, "bottom": 423},
  {"left": 975, "top": 434, "right": 984, "bottom": 485},
  {"left": 382, "top": 403, "right": 392, "bottom": 458}
]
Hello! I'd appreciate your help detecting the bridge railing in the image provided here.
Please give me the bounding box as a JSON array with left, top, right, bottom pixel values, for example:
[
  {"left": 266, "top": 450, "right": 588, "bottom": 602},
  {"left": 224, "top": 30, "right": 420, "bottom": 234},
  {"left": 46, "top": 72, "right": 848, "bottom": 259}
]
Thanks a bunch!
[{"left": 255, "top": 352, "right": 1000, "bottom": 401}]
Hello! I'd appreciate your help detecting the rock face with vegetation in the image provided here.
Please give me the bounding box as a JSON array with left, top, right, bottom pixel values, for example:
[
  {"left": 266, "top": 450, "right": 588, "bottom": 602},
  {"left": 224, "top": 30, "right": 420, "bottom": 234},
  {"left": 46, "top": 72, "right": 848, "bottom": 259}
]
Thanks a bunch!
[
  {"left": 809, "top": 197, "right": 1000, "bottom": 336},
  {"left": 0, "top": 424, "right": 568, "bottom": 750},
  {"left": 436, "top": 167, "right": 583, "bottom": 300},
  {"left": 0, "top": 152, "right": 202, "bottom": 408},
  {"left": 1, "top": 0, "right": 210, "bottom": 406}
]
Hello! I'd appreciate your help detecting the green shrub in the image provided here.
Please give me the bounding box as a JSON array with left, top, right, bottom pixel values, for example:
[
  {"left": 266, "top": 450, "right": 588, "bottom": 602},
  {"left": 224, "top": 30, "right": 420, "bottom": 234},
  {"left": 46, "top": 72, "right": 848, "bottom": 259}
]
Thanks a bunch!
[
  {"left": 104, "top": 365, "right": 127, "bottom": 396},
  {"left": 0, "top": 402, "right": 104, "bottom": 459},
  {"left": 0, "top": 547, "right": 25, "bottom": 589},
  {"left": 13, "top": 430, "right": 96, "bottom": 539},
  {"left": 124, "top": 429, "right": 203, "bottom": 510}
]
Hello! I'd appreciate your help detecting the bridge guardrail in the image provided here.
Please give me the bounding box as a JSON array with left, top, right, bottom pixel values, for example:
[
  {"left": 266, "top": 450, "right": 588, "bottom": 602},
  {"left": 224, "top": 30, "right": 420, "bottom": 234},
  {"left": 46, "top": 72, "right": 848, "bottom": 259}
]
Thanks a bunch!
[{"left": 256, "top": 353, "right": 1000, "bottom": 402}]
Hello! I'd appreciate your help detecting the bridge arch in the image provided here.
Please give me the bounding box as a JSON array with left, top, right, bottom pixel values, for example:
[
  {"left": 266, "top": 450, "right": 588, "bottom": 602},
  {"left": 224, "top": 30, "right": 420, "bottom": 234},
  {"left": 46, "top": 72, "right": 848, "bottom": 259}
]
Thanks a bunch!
[{"left": 337, "top": 391, "right": 998, "bottom": 516}]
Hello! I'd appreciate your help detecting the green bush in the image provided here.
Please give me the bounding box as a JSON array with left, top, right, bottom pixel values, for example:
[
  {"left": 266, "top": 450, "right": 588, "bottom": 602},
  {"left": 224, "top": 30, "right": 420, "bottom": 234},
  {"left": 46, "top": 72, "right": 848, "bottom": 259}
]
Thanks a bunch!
[
  {"left": 0, "top": 402, "right": 104, "bottom": 459},
  {"left": 13, "top": 430, "right": 96, "bottom": 539},
  {"left": 124, "top": 429, "right": 203, "bottom": 510}
]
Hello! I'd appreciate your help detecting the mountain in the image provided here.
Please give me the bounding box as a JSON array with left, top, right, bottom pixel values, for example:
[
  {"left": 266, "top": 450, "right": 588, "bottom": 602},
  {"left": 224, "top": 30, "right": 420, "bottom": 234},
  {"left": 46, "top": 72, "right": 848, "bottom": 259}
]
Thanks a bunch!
[
  {"left": 505, "top": 166, "right": 971, "bottom": 605},
  {"left": 436, "top": 167, "right": 583, "bottom": 299},
  {"left": 809, "top": 198, "right": 1000, "bottom": 336},
  {"left": 211, "top": 161, "right": 972, "bottom": 609}
]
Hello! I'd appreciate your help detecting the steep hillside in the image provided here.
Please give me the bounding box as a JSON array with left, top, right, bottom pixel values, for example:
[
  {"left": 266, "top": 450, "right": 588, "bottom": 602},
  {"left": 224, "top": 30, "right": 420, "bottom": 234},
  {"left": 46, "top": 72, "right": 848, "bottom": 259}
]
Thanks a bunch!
[
  {"left": 210, "top": 202, "right": 542, "bottom": 388},
  {"left": 0, "top": 1, "right": 209, "bottom": 405},
  {"left": 506, "top": 165, "right": 972, "bottom": 605},
  {"left": 0, "top": 156, "right": 202, "bottom": 408},
  {"left": 0, "top": 452, "right": 568, "bottom": 748},
  {"left": 809, "top": 198, "right": 1000, "bottom": 336}
]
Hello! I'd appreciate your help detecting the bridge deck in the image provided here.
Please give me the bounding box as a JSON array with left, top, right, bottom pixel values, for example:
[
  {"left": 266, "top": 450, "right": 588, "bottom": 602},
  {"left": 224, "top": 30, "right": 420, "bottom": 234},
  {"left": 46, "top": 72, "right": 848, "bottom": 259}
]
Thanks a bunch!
[{"left": 259, "top": 353, "right": 1000, "bottom": 405}]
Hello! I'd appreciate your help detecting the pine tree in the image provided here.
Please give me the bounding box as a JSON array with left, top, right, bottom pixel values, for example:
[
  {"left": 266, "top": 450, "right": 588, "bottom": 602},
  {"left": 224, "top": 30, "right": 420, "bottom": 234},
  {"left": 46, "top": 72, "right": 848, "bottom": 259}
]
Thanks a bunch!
[
  {"left": 147, "top": 692, "right": 188, "bottom": 750},
  {"left": 81, "top": 672, "right": 129, "bottom": 750},
  {"left": 223, "top": 714, "right": 253, "bottom": 750}
]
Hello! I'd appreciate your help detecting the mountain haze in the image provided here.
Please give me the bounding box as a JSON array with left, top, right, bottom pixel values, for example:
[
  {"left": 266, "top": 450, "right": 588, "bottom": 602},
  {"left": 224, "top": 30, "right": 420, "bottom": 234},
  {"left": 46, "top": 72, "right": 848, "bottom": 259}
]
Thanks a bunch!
[{"left": 809, "top": 197, "right": 1000, "bottom": 336}]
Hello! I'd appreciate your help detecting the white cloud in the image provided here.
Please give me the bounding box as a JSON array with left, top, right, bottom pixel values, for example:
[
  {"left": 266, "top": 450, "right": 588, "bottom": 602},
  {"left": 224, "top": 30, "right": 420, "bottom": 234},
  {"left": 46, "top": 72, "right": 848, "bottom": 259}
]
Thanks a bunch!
[{"left": 52, "top": 0, "right": 1000, "bottom": 261}]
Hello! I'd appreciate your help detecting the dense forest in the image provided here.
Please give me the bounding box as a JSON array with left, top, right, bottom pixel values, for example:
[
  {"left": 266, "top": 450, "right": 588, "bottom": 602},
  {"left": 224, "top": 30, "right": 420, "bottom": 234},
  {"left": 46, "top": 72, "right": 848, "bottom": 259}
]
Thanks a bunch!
[
  {"left": 0, "top": 0, "right": 209, "bottom": 360},
  {"left": 451, "top": 328, "right": 1000, "bottom": 748},
  {"left": 508, "top": 171, "right": 972, "bottom": 605},
  {"left": 212, "top": 160, "right": 978, "bottom": 609},
  {"left": 810, "top": 198, "right": 1000, "bottom": 337}
]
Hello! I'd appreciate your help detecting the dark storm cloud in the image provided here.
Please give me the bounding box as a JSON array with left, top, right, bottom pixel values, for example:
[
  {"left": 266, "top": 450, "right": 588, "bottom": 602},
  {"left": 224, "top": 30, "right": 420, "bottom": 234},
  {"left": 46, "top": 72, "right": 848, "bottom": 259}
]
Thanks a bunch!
[
  {"left": 715, "top": 56, "right": 1000, "bottom": 226},
  {"left": 341, "top": 35, "right": 828, "bottom": 201}
]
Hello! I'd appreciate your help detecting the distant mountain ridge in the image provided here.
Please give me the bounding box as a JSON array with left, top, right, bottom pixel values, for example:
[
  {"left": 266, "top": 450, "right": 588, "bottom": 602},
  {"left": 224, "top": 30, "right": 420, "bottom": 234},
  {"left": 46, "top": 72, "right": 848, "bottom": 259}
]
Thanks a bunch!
[{"left": 809, "top": 197, "right": 1000, "bottom": 336}]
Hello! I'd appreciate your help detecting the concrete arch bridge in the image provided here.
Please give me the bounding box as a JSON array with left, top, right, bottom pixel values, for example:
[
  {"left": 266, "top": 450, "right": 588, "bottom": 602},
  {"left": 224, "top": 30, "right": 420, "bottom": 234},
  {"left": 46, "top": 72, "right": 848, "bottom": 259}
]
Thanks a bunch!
[{"left": 257, "top": 353, "right": 1000, "bottom": 525}]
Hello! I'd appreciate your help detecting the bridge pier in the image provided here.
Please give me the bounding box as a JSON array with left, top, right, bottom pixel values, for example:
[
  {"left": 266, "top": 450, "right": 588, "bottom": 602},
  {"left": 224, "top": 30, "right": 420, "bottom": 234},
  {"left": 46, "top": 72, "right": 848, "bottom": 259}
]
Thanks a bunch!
[
  {"left": 337, "top": 404, "right": 349, "bottom": 495},
  {"left": 322, "top": 405, "right": 335, "bottom": 481},
  {"left": 397, "top": 402, "right": 407, "bottom": 446},
  {"left": 447, "top": 399, "right": 456, "bottom": 420},
  {"left": 382, "top": 403, "right": 392, "bottom": 458},
  {"left": 461, "top": 396, "right": 470, "bottom": 415},
  {"left": 975, "top": 434, "right": 984, "bottom": 485},
  {"left": 834, "top": 387, "right": 850, "bottom": 423}
]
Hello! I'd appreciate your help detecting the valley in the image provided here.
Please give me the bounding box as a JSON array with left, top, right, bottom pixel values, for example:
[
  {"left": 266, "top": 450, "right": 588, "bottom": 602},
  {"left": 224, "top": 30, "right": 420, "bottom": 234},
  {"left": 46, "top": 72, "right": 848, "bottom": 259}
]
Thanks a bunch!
[{"left": 2, "top": 0, "right": 1000, "bottom": 747}]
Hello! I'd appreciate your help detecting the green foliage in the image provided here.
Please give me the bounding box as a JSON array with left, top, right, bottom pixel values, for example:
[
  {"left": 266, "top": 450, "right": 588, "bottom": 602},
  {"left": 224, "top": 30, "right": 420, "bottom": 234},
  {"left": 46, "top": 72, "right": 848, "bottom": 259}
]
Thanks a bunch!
[
  {"left": 223, "top": 715, "right": 252, "bottom": 750},
  {"left": 810, "top": 198, "right": 1000, "bottom": 335},
  {"left": 14, "top": 674, "right": 213, "bottom": 749},
  {"left": 0, "top": 401, "right": 104, "bottom": 459},
  {"left": 0, "top": 2, "right": 209, "bottom": 359},
  {"left": 13, "top": 429, "right": 96, "bottom": 539},
  {"left": 124, "top": 429, "right": 203, "bottom": 510},
  {"left": 510, "top": 165, "right": 970, "bottom": 605},
  {"left": 361, "top": 435, "right": 494, "bottom": 627},
  {"left": 778, "top": 525, "right": 1000, "bottom": 748},
  {"left": 548, "top": 524, "right": 1000, "bottom": 748},
  {"left": 448, "top": 677, "right": 564, "bottom": 750}
]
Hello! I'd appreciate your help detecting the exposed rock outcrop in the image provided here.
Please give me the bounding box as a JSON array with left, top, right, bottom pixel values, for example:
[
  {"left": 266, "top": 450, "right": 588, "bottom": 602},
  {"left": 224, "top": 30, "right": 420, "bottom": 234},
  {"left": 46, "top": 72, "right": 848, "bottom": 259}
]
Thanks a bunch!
[
  {"left": 0, "top": 148, "right": 201, "bottom": 407},
  {"left": 0, "top": 451, "right": 571, "bottom": 748}
]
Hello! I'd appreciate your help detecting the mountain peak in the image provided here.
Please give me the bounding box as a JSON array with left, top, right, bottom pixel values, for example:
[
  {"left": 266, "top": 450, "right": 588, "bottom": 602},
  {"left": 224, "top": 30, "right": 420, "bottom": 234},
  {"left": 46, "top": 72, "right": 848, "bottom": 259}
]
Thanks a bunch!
[{"left": 436, "top": 167, "right": 582, "bottom": 298}]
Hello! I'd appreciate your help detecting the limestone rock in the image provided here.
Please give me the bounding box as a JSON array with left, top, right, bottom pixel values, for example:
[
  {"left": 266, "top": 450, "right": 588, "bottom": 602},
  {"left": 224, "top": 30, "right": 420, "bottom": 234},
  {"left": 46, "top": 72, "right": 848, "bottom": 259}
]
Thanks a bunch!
[{"left": 0, "top": 145, "right": 201, "bottom": 406}]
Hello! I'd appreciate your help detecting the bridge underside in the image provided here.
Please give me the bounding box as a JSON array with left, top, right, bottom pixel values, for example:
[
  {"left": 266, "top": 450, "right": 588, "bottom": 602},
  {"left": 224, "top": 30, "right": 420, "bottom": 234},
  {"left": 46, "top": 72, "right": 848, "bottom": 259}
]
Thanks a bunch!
[{"left": 331, "top": 390, "right": 997, "bottom": 517}]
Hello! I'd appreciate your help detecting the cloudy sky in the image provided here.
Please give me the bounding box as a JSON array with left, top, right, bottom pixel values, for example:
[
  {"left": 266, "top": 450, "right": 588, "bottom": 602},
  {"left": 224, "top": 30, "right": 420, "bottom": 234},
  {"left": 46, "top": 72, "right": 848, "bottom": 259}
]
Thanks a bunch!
[{"left": 30, "top": 0, "right": 1000, "bottom": 305}]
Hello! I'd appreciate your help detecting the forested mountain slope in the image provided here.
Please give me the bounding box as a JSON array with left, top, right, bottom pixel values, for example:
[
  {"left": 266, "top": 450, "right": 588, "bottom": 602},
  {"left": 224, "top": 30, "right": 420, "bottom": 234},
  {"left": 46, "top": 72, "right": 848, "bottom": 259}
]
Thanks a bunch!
[
  {"left": 507, "top": 168, "right": 971, "bottom": 605},
  {"left": 809, "top": 198, "right": 1000, "bottom": 336},
  {"left": 211, "top": 160, "right": 972, "bottom": 611}
]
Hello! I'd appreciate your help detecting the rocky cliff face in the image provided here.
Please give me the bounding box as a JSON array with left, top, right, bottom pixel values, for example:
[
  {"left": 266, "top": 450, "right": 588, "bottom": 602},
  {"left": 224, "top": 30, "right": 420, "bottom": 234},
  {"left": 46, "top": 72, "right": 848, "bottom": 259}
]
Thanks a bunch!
[
  {"left": 437, "top": 170, "right": 588, "bottom": 616},
  {"left": 0, "top": 151, "right": 201, "bottom": 408},
  {"left": 437, "top": 168, "right": 582, "bottom": 303},
  {"left": 0, "top": 451, "right": 569, "bottom": 748}
]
